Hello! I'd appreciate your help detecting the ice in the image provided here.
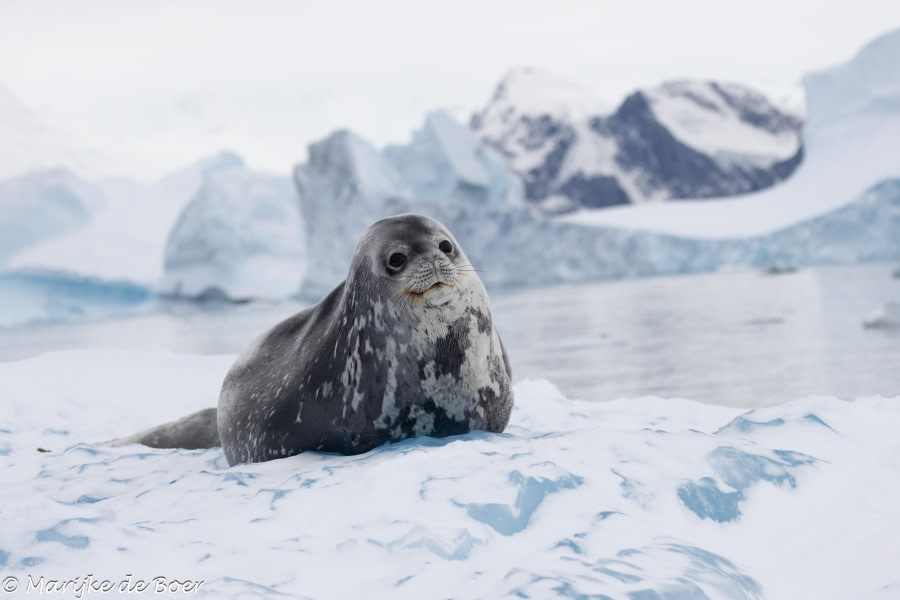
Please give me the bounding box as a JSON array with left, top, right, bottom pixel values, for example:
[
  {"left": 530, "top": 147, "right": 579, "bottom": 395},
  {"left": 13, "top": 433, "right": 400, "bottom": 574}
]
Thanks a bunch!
[
  {"left": 0, "top": 169, "right": 100, "bottom": 262},
  {"left": 385, "top": 110, "right": 525, "bottom": 211},
  {"left": 158, "top": 166, "right": 305, "bottom": 301},
  {"left": 294, "top": 130, "right": 412, "bottom": 295},
  {"left": 863, "top": 301, "right": 900, "bottom": 329},
  {"left": 295, "top": 106, "right": 900, "bottom": 289},
  {"left": 2, "top": 349, "right": 899, "bottom": 598},
  {"left": 0, "top": 270, "right": 152, "bottom": 328},
  {"left": 9, "top": 152, "right": 243, "bottom": 284}
]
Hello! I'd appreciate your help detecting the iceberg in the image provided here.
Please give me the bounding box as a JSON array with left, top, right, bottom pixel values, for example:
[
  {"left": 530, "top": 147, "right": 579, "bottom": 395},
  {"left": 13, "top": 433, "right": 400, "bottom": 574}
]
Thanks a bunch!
[
  {"left": 293, "top": 109, "right": 900, "bottom": 290},
  {"left": 158, "top": 166, "right": 306, "bottom": 301},
  {"left": 0, "top": 169, "right": 100, "bottom": 263},
  {"left": 10, "top": 152, "right": 243, "bottom": 285},
  {"left": 1, "top": 349, "right": 899, "bottom": 599},
  {"left": 294, "top": 130, "right": 412, "bottom": 295},
  {"left": 863, "top": 301, "right": 900, "bottom": 329}
]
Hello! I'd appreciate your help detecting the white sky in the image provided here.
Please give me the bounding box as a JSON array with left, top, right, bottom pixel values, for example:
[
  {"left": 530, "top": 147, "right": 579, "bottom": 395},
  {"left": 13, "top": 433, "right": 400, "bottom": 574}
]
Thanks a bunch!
[{"left": 2, "top": 0, "right": 899, "bottom": 180}]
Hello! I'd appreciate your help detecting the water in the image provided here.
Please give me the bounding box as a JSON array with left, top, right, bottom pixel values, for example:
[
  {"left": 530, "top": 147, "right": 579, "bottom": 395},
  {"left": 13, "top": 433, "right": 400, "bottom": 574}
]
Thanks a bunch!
[
  {"left": 491, "top": 263, "right": 900, "bottom": 405},
  {"left": 1, "top": 263, "right": 898, "bottom": 407}
]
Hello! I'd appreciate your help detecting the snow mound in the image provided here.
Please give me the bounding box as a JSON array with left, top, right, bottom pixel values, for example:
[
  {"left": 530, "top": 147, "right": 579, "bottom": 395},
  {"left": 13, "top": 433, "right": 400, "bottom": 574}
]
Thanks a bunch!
[
  {"left": 158, "top": 166, "right": 305, "bottom": 300},
  {"left": 1, "top": 349, "right": 899, "bottom": 599}
]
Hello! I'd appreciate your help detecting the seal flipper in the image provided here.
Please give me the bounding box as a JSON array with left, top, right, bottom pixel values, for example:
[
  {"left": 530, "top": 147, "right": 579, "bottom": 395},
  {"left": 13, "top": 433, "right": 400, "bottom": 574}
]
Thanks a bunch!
[{"left": 104, "top": 407, "right": 221, "bottom": 450}]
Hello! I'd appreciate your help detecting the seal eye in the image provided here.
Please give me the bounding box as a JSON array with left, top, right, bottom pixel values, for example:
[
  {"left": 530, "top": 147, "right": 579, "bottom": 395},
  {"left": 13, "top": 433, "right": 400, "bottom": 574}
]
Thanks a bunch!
[
  {"left": 439, "top": 240, "right": 453, "bottom": 254},
  {"left": 388, "top": 252, "right": 407, "bottom": 270}
]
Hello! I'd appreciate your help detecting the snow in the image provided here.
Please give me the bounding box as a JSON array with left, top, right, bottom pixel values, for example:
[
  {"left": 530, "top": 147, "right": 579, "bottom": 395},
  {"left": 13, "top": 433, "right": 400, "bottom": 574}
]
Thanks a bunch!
[
  {"left": 157, "top": 166, "right": 305, "bottom": 300},
  {"left": 1, "top": 348, "right": 899, "bottom": 598},
  {"left": 564, "top": 29, "right": 900, "bottom": 238},
  {"left": 645, "top": 81, "right": 800, "bottom": 161},
  {"left": 297, "top": 106, "right": 900, "bottom": 291},
  {"left": 472, "top": 68, "right": 609, "bottom": 135}
]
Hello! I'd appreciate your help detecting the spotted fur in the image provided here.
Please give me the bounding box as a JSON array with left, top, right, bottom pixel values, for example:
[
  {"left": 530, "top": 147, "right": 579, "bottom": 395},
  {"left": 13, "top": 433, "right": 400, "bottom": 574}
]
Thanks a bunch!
[{"left": 217, "top": 214, "right": 513, "bottom": 465}]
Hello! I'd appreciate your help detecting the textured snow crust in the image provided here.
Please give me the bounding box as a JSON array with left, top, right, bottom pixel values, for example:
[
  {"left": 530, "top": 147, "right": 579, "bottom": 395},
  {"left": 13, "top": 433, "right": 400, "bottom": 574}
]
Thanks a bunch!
[{"left": 1, "top": 350, "right": 899, "bottom": 599}]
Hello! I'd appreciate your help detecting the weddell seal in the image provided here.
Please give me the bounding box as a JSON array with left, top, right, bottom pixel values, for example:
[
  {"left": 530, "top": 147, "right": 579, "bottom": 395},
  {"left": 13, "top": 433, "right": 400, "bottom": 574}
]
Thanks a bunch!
[{"left": 109, "top": 214, "right": 513, "bottom": 465}]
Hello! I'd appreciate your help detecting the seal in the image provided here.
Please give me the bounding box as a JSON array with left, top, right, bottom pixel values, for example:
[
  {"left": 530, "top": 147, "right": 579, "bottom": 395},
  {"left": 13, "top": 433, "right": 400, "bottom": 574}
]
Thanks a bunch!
[
  {"left": 217, "top": 213, "right": 513, "bottom": 465},
  {"left": 108, "top": 214, "right": 513, "bottom": 465}
]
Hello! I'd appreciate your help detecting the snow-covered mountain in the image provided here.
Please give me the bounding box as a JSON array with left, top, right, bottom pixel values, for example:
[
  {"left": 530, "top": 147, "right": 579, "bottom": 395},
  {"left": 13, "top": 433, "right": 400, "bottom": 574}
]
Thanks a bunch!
[
  {"left": 290, "top": 109, "right": 898, "bottom": 293},
  {"left": 569, "top": 27, "right": 900, "bottom": 237},
  {"left": 471, "top": 69, "right": 804, "bottom": 212}
]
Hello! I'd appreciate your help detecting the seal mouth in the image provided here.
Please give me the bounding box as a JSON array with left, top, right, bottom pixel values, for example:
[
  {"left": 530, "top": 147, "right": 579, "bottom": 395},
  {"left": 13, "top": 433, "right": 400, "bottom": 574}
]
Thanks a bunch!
[{"left": 406, "top": 281, "right": 451, "bottom": 297}]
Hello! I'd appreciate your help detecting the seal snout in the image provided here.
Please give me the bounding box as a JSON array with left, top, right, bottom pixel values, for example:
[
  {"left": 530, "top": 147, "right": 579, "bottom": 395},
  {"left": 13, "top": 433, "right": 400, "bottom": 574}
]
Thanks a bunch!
[{"left": 405, "top": 255, "right": 458, "bottom": 297}]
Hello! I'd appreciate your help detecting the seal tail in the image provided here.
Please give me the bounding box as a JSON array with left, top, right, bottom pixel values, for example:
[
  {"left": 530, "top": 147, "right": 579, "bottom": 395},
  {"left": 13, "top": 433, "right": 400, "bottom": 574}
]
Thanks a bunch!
[{"left": 103, "top": 407, "right": 221, "bottom": 450}]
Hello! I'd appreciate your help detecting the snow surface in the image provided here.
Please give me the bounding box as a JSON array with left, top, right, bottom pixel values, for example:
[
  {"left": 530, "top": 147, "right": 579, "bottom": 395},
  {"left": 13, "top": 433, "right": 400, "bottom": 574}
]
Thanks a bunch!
[
  {"left": 565, "top": 29, "right": 900, "bottom": 238},
  {"left": 1, "top": 349, "right": 899, "bottom": 599}
]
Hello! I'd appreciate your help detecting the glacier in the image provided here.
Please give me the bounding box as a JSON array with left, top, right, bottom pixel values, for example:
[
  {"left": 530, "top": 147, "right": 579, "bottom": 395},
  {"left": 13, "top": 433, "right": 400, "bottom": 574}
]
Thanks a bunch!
[{"left": 1, "top": 349, "right": 899, "bottom": 599}]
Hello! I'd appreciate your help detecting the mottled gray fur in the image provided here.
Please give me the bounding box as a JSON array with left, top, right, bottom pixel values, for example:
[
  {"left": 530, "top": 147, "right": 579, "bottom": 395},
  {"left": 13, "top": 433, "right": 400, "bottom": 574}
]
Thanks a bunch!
[
  {"left": 218, "top": 214, "right": 513, "bottom": 464},
  {"left": 108, "top": 214, "right": 513, "bottom": 465},
  {"left": 104, "top": 408, "right": 220, "bottom": 450}
]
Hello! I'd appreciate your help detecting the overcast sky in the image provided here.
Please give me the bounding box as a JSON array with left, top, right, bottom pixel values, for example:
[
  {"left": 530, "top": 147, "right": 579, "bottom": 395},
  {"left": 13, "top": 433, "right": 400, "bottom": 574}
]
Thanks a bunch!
[{"left": 2, "top": 0, "right": 899, "bottom": 179}]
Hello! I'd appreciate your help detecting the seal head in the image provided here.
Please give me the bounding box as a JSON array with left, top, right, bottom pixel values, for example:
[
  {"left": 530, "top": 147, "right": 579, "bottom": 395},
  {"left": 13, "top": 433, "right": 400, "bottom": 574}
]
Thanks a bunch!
[{"left": 217, "top": 213, "right": 513, "bottom": 464}]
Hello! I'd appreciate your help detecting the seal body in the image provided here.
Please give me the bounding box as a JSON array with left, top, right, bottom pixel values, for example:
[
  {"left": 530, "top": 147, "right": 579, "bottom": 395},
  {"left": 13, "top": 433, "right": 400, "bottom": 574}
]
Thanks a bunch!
[{"left": 217, "top": 214, "right": 513, "bottom": 465}]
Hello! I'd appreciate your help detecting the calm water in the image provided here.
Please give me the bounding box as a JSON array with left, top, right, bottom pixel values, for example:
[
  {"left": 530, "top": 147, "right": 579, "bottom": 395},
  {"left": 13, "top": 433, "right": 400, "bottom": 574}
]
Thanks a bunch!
[{"left": 2, "top": 263, "right": 898, "bottom": 407}]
